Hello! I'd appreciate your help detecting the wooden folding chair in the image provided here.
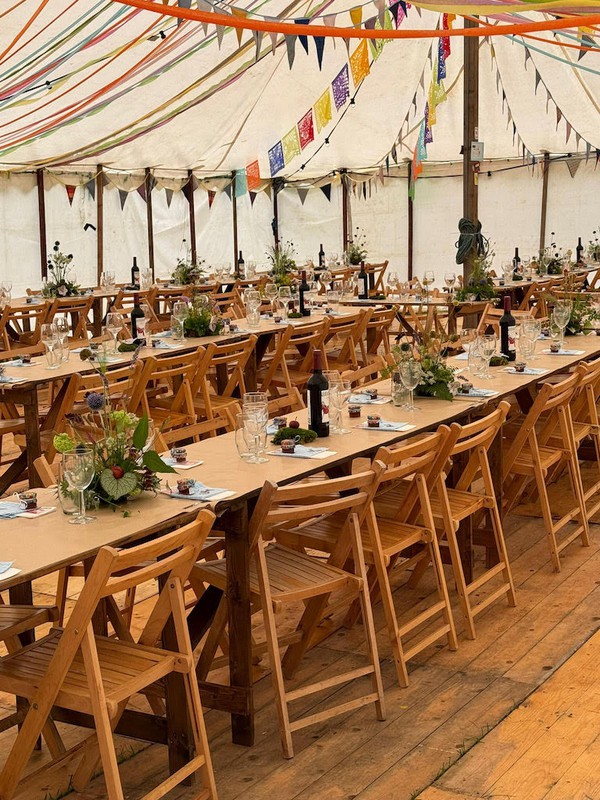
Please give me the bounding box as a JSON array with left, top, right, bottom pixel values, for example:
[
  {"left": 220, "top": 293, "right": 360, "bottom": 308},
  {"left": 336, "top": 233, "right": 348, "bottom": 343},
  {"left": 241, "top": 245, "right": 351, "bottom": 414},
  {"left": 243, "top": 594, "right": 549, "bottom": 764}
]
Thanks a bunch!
[
  {"left": 0, "top": 303, "right": 49, "bottom": 350},
  {"left": 340, "top": 355, "right": 387, "bottom": 388},
  {"left": 0, "top": 597, "right": 63, "bottom": 758},
  {"left": 211, "top": 287, "right": 245, "bottom": 318},
  {"left": 569, "top": 358, "right": 600, "bottom": 519},
  {"left": 361, "top": 306, "right": 397, "bottom": 363},
  {"left": 365, "top": 260, "right": 389, "bottom": 296},
  {"left": 0, "top": 513, "right": 218, "bottom": 800},
  {"left": 150, "top": 286, "right": 191, "bottom": 322},
  {"left": 476, "top": 303, "right": 540, "bottom": 336},
  {"left": 503, "top": 373, "right": 590, "bottom": 572},
  {"left": 324, "top": 308, "right": 372, "bottom": 370},
  {"left": 193, "top": 470, "right": 386, "bottom": 758},
  {"left": 45, "top": 295, "right": 94, "bottom": 341}
]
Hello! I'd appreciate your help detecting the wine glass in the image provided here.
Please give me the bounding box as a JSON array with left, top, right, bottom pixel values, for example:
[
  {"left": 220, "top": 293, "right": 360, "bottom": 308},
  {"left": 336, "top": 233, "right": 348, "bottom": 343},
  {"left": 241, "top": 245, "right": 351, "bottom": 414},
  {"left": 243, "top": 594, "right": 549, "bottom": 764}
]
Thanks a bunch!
[
  {"left": 444, "top": 272, "right": 456, "bottom": 294},
  {"left": 502, "top": 262, "right": 513, "bottom": 284},
  {"left": 105, "top": 312, "right": 123, "bottom": 353},
  {"left": 323, "top": 371, "right": 341, "bottom": 431},
  {"left": 265, "top": 283, "right": 278, "bottom": 313},
  {"left": 552, "top": 301, "right": 571, "bottom": 346},
  {"left": 479, "top": 333, "right": 497, "bottom": 379},
  {"left": 63, "top": 447, "right": 96, "bottom": 525},
  {"left": 40, "top": 323, "right": 60, "bottom": 370},
  {"left": 399, "top": 360, "right": 422, "bottom": 411},
  {"left": 278, "top": 286, "right": 292, "bottom": 314},
  {"left": 386, "top": 271, "right": 399, "bottom": 298},
  {"left": 422, "top": 271, "right": 435, "bottom": 302},
  {"left": 52, "top": 317, "right": 70, "bottom": 362},
  {"left": 460, "top": 328, "right": 476, "bottom": 355},
  {"left": 330, "top": 379, "right": 352, "bottom": 434}
]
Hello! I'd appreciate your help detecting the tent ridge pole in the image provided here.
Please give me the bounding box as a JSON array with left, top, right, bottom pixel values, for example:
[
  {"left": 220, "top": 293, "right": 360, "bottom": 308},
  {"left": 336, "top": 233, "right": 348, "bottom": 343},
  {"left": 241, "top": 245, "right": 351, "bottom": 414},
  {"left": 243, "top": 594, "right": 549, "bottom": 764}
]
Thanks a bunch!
[
  {"left": 36, "top": 169, "right": 47, "bottom": 280},
  {"left": 96, "top": 164, "right": 104, "bottom": 284},
  {"left": 145, "top": 167, "right": 155, "bottom": 280},
  {"left": 539, "top": 151, "right": 550, "bottom": 254}
]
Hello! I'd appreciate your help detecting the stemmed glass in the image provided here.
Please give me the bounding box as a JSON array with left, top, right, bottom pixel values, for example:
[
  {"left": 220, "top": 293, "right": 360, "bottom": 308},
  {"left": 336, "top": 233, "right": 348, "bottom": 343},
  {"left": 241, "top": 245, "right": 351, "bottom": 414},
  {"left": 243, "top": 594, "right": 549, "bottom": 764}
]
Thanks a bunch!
[
  {"left": 386, "top": 271, "right": 399, "bottom": 298},
  {"left": 40, "top": 324, "right": 60, "bottom": 369},
  {"left": 63, "top": 447, "right": 96, "bottom": 525},
  {"left": 422, "top": 271, "right": 435, "bottom": 302},
  {"left": 552, "top": 301, "right": 571, "bottom": 347},
  {"left": 278, "top": 286, "right": 292, "bottom": 315},
  {"left": 105, "top": 312, "right": 123, "bottom": 353},
  {"left": 53, "top": 317, "right": 70, "bottom": 362},
  {"left": 460, "top": 328, "right": 476, "bottom": 355},
  {"left": 265, "top": 283, "right": 278, "bottom": 314},
  {"left": 323, "top": 371, "right": 341, "bottom": 432},
  {"left": 444, "top": 272, "right": 456, "bottom": 294},
  {"left": 399, "top": 360, "right": 422, "bottom": 412},
  {"left": 479, "top": 333, "right": 497, "bottom": 379},
  {"left": 330, "top": 380, "right": 352, "bottom": 434}
]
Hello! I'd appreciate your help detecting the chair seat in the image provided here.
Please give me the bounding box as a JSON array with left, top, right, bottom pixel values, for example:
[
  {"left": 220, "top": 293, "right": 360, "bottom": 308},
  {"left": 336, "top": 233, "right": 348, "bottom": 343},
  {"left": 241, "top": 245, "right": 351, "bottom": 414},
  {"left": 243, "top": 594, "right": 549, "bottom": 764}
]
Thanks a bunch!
[
  {"left": 375, "top": 482, "right": 488, "bottom": 524},
  {"left": 194, "top": 543, "right": 359, "bottom": 605},
  {"left": 0, "top": 605, "right": 57, "bottom": 641},
  {"left": 547, "top": 421, "right": 594, "bottom": 448},
  {"left": 504, "top": 440, "right": 566, "bottom": 475},
  {"left": 0, "top": 630, "right": 178, "bottom": 715}
]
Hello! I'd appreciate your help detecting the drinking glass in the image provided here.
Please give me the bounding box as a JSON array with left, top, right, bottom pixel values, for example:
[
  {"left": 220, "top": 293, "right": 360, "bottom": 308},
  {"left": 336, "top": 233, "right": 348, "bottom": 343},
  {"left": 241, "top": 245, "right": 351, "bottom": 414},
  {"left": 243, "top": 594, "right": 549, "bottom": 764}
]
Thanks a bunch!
[
  {"left": 63, "top": 447, "right": 96, "bottom": 524},
  {"left": 241, "top": 409, "right": 269, "bottom": 464},
  {"left": 479, "top": 334, "right": 497, "bottom": 379},
  {"left": 518, "top": 330, "right": 536, "bottom": 364},
  {"left": 323, "top": 371, "right": 341, "bottom": 431},
  {"left": 502, "top": 262, "right": 513, "bottom": 284},
  {"left": 170, "top": 316, "right": 184, "bottom": 340},
  {"left": 173, "top": 301, "right": 188, "bottom": 323},
  {"left": 422, "top": 271, "right": 435, "bottom": 302},
  {"left": 40, "top": 323, "right": 60, "bottom": 369},
  {"left": 386, "top": 271, "right": 399, "bottom": 298},
  {"left": 399, "top": 360, "right": 422, "bottom": 411},
  {"left": 326, "top": 289, "right": 340, "bottom": 312},
  {"left": 521, "top": 317, "right": 541, "bottom": 359},
  {"left": 247, "top": 308, "right": 260, "bottom": 329},
  {"left": 278, "top": 286, "right": 292, "bottom": 315},
  {"left": 444, "top": 272, "right": 456, "bottom": 294},
  {"left": 53, "top": 316, "right": 70, "bottom": 361},
  {"left": 330, "top": 380, "right": 352, "bottom": 434},
  {"left": 265, "top": 283, "right": 278, "bottom": 313},
  {"left": 105, "top": 312, "right": 122, "bottom": 353},
  {"left": 552, "top": 301, "right": 571, "bottom": 346},
  {"left": 468, "top": 341, "right": 487, "bottom": 377}
]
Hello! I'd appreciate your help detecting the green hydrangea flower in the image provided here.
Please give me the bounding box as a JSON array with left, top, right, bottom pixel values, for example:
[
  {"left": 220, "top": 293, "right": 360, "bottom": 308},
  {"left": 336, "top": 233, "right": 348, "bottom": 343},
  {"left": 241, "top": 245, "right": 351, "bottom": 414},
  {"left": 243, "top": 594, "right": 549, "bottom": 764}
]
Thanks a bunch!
[{"left": 53, "top": 433, "right": 75, "bottom": 453}]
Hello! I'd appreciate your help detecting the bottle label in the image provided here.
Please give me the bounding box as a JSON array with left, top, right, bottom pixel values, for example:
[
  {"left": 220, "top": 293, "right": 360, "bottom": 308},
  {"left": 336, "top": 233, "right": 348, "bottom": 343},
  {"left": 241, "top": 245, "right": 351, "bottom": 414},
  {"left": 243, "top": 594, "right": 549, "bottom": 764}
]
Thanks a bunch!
[
  {"left": 358, "top": 277, "right": 367, "bottom": 297},
  {"left": 508, "top": 325, "right": 517, "bottom": 352},
  {"left": 137, "top": 316, "right": 147, "bottom": 337},
  {"left": 322, "top": 390, "right": 329, "bottom": 424}
]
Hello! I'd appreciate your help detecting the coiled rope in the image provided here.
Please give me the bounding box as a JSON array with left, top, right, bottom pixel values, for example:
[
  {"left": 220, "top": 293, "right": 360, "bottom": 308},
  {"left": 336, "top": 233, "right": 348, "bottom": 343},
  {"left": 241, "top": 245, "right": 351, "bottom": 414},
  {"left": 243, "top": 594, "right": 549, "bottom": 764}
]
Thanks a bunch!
[{"left": 455, "top": 218, "right": 490, "bottom": 265}]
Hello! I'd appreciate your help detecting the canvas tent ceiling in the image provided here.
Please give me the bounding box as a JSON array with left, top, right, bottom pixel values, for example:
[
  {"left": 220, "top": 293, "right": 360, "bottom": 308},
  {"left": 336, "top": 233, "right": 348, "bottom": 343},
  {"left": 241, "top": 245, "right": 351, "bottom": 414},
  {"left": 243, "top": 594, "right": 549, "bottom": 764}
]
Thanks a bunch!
[{"left": 2, "top": 1, "right": 600, "bottom": 177}]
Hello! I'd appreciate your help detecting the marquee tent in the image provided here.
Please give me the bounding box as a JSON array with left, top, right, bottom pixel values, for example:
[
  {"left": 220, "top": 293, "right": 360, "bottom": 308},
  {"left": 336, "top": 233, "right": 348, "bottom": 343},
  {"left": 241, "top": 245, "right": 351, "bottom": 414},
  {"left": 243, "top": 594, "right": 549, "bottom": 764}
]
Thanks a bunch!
[{"left": 1, "top": 0, "right": 599, "bottom": 293}]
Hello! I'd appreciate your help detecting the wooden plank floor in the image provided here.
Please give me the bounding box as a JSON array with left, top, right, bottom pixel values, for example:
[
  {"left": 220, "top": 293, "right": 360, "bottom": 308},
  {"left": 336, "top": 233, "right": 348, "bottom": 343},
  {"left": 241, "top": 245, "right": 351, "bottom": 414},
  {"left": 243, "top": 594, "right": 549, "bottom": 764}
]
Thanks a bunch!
[
  {"left": 418, "top": 627, "right": 600, "bottom": 800},
  {"left": 1, "top": 496, "right": 599, "bottom": 799}
]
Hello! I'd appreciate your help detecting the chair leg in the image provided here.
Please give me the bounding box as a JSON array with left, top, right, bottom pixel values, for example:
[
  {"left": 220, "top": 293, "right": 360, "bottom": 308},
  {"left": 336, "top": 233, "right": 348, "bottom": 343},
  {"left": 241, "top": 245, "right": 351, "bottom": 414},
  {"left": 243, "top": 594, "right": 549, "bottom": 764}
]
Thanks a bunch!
[
  {"left": 487, "top": 505, "right": 517, "bottom": 607},
  {"left": 55, "top": 568, "right": 70, "bottom": 627},
  {"left": 442, "top": 524, "right": 476, "bottom": 640},
  {"left": 262, "top": 590, "right": 294, "bottom": 757},
  {"left": 533, "top": 461, "right": 562, "bottom": 572},
  {"left": 428, "top": 536, "right": 458, "bottom": 651}
]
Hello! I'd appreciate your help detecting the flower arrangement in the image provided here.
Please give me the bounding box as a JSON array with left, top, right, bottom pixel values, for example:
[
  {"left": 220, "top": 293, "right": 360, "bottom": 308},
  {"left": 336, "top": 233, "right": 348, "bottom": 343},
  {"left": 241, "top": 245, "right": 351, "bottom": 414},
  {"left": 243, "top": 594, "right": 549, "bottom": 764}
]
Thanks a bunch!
[
  {"left": 345, "top": 227, "right": 368, "bottom": 265},
  {"left": 547, "top": 271, "right": 600, "bottom": 335},
  {"left": 42, "top": 241, "right": 81, "bottom": 297},
  {"left": 454, "top": 252, "right": 498, "bottom": 303},
  {"left": 183, "top": 292, "right": 225, "bottom": 338},
  {"left": 538, "top": 234, "right": 572, "bottom": 275},
  {"left": 53, "top": 352, "right": 175, "bottom": 511},
  {"left": 588, "top": 228, "right": 600, "bottom": 262},
  {"left": 267, "top": 240, "right": 296, "bottom": 285},
  {"left": 384, "top": 335, "right": 457, "bottom": 401},
  {"left": 172, "top": 256, "right": 205, "bottom": 286}
]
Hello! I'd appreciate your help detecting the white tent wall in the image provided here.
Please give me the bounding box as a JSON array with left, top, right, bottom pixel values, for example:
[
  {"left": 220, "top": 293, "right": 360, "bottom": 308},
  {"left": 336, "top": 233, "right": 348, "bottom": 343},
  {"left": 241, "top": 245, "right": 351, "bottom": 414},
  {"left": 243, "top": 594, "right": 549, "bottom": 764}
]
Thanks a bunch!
[
  {"left": 153, "top": 187, "right": 189, "bottom": 280},
  {"left": 236, "top": 190, "right": 275, "bottom": 269},
  {"left": 104, "top": 187, "right": 149, "bottom": 283},
  {"left": 0, "top": 173, "right": 40, "bottom": 297},
  {"left": 195, "top": 190, "right": 234, "bottom": 269},
  {"left": 277, "top": 184, "right": 343, "bottom": 263},
  {"left": 44, "top": 178, "right": 97, "bottom": 288},
  {"left": 545, "top": 160, "right": 600, "bottom": 253},
  {"left": 351, "top": 175, "right": 407, "bottom": 276}
]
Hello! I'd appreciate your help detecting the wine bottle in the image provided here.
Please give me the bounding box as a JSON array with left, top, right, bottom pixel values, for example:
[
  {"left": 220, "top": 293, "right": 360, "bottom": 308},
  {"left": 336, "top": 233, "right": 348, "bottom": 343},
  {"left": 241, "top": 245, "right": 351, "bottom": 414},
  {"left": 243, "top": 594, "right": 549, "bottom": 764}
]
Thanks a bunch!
[
  {"left": 237, "top": 250, "right": 245, "bottom": 279},
  {"left": 512, "top": 247, "right": 521, "bottom": 274},
  {"left": 131, "top": 256, "right": 140, "bottom": 288},
  {"left": 130, "top": 293, "right": 146, "bottom": 343},
  {"left": 576, "top": 237, "right": 584, "bottom": 265},
  {"left": 357, "top": 260, "right": 368, "bottom": 300},
  {"left": 307, "top": 350, "right": 329, "bottom": 438},
  {"left": 299, "top": 270, "right": 310, "bottom": 316},
  {"left": 318, "top": 243, "right": 326, "bottom": 269},
  {"left": 499, "top": 296, "right": 516, "bottom": 361}
]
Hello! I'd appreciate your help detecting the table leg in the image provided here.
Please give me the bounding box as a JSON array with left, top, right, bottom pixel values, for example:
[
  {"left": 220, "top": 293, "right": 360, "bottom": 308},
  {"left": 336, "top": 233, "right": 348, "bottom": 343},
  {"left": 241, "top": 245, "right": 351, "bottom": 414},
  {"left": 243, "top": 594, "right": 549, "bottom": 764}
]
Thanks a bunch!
[
  {"left": 22, "top": 387, "right": 42, "bottom": 488},
  {"left": 225, "top": 503, "right": 254, "bottom": 746},
  {"left": 91, "top": 297, "right": 103, "bottom": 338}
]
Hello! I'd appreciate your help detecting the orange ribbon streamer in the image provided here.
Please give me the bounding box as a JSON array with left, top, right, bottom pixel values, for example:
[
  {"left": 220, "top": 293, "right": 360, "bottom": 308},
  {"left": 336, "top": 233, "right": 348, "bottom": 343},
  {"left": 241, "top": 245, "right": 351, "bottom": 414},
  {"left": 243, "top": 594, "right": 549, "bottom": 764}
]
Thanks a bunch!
[{"left": 113, "top": 0, "right": 600, "bottom": 40}]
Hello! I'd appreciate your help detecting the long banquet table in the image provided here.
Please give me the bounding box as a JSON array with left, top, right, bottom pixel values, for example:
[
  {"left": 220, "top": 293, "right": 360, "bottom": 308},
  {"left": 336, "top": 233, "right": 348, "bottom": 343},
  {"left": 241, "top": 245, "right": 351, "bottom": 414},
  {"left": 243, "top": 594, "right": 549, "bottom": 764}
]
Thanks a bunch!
[{"left": 3, "top": 332, "right": 600, "bottom": 769}]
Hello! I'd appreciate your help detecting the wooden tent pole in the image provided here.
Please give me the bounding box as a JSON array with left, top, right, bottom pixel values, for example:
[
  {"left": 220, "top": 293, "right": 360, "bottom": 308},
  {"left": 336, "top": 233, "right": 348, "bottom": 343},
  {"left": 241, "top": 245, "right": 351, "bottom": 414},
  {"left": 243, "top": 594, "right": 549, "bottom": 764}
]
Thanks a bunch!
[
  {"left": 36, "top": 169, "right": 47, "bottom": 279},
  {"left": 539, "top": 151, "right": 550, "bottom": 254},
  {"left": 96, "top": 165, "right": 104, "bottom": 284},
  {"left": 272, "top": 184, "right": 280, "bottom": 246},
  {"left": 145, "top": 167, "right": 155, "bottom": 279},
  {"left": 341, "top": 170, "right": 349, "bottom": 251},
  {"left": 232, "top": 171, "right": 239, "bottom": 277},
  {"left": 407, "top": 161, "right": 414, "bottom": 280},
  {"left": 186, "top": 170, "right": 197, "bottom": 264},
  {"left": 463, "top": 18, "right": 479, "bottom": 283}
]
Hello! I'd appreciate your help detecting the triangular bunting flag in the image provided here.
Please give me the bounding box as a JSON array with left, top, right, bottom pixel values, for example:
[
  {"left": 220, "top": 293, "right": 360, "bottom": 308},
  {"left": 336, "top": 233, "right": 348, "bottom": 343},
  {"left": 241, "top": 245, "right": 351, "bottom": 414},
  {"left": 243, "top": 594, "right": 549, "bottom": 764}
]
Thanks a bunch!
[
  {"left": 294, "top": 18, "right": 310, "bottom": 55},
  {"left": 269, "top": 30, "right": 278, "bottom": 54},
  {"left": 391, "top": 144, "right": 397, "bottom": 163},
  {"left": 137, "top": 183, "right": 147, "bottom": 203},
  {"left": 297, "top": 186, "right": 310, "bottom": 205},
  {"left": 362, "top": 182, "right": 367, "bottom": 200},
  {"left": 349, "top": 6, "right": 362, "bottom": 26},
  {"left": 314, "top": 36, "right": 325, "bottom": 69},
  {"left": 556, "top": 106, "right": 562, "bottom": 128},
  {"left": 320, "top": 183, "right": 332, "bottom": 201},
  {"left": 524, "top": 48, "right": 531, "bottom": 68},
  {"left": 216, "top": 25, "right": 224, "bottom": 48},
  {"left": 263, "top": 183, "right": 272, "bottom": 200},
  {"left": 165, "top": 188, "right": 174, "bottom": 208},
  {"left": 595, "top": 149, "right": 600, "bottom": 168},
  {"left": 197, "top": 0, "right": 211, "bottom": 34},
  {"left": 535, "top": 70, "right": 541, "bottom": 94},
  {"left": 323, "top": 14, "right": 336, "bottom": 27},
  {"left": 85, "top": 179, "right": 95, "bottom": 200},
  {"left": 223, "top": 183, "right": 232, "bottom": 199},
  {"left": 249, "top": 191, "right": 257, "bottom": 206},
  {"left": 565, "top": 121, "right": 572, "bottom": 143},
  {"left": 566, "top": 158, "right": 581, "bottom": 178},
  {"left": 389, "top": 1, "right": 401, "bottom": 27},
  {"left": 252, "top": 29, "right": 264, "bottom": 60},
  {"left": 177, "top": 0, "right": 191, "bottom": 27},
  {"left": 285, "top": 35, "right": 297, "bottom": 68},
  {"left": 374, "top": 0, "right": 386, "bottom": 26},
  {"left": 118, "top": 189, "right": 128, "bottom": 210},
  {"left": 231, "top": 7, "right": 247, "bottom": 47},
  {"left": 586, "top": 141, "right": 592, "bottom": 162},
  {"left": 579, "top": 34, "right": 595, "bottom": 61},
  {"left": 208, "top": 189, "right": 216, "bottom": 209},
  {"left": 65, "top": 185, "right": 76, "bottom": 206}
]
